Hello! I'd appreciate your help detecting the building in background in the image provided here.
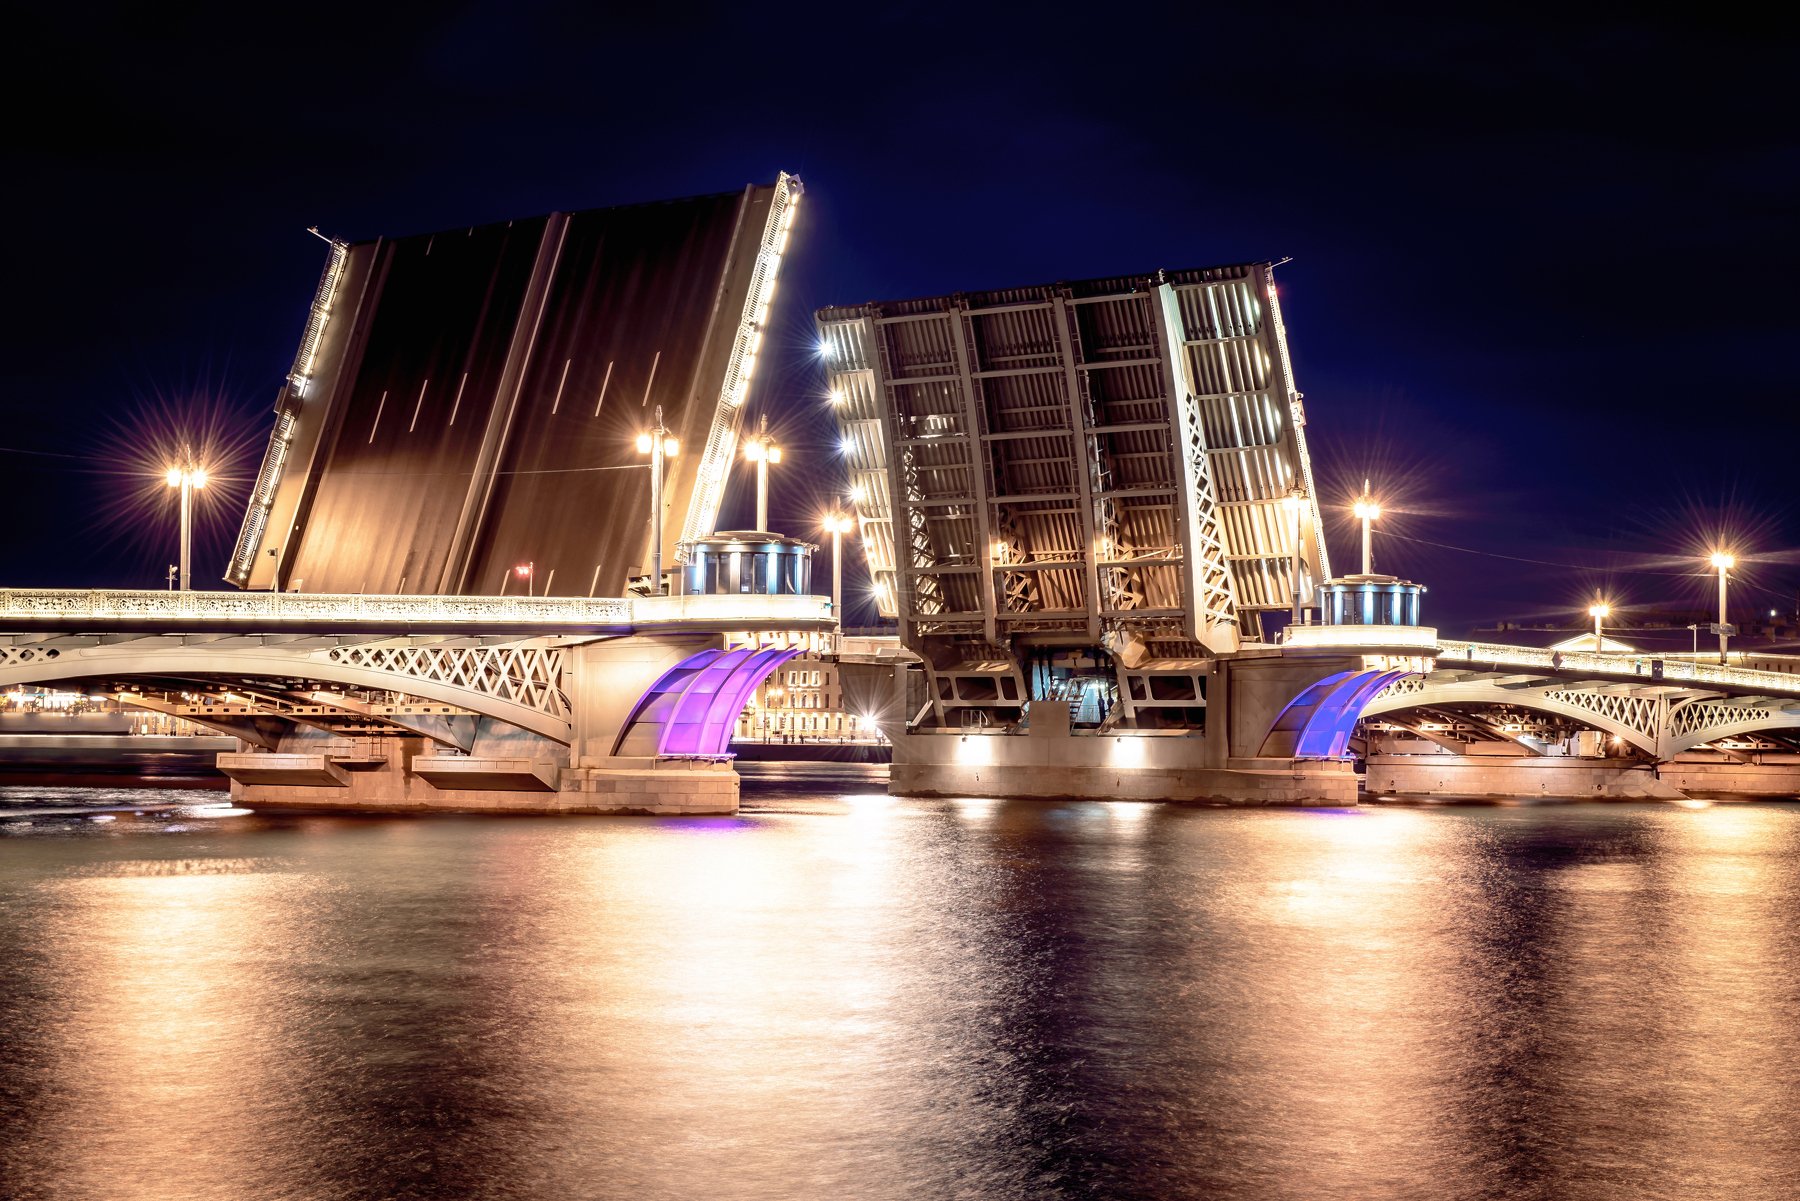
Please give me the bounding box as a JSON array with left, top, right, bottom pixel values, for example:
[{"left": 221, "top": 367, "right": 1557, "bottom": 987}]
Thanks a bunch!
[{"left": 735, "top": 635, "right": 894, "bottom": 744}]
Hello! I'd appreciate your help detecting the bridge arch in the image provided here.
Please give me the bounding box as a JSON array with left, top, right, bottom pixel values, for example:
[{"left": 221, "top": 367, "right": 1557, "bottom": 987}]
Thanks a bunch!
[
  {"left": 1260, "top": 669, "right": 1416, "bottom": 759},
  {"left": 0, "top": 644, "right": 574, "bottom": 743},
  {"left": 1363, "top": 680, "right": 1664, "bottom": 757},
  {"left": 612, "top": 646, "right": 800, "bottom": 757},
  {"left": 1663, "top": 699, "right": 1800, "bottom": 757}
]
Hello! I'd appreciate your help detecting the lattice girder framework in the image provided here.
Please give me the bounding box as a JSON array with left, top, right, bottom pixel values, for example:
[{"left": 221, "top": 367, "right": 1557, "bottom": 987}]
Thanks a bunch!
[
  {"left": 327, "top": 644, "right": 571, "bottom": 725},
  {"left": 818, "top": 263, "right": 1330, "bottom": 719},
  {"left": 0, "top": 636, "right": 580, "bottom": 744},
  {"left": 1364, "top": 675, "right": 1800, "bottom": 760}
]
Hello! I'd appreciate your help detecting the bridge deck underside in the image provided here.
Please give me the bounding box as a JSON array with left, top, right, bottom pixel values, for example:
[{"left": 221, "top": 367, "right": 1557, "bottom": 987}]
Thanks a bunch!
[
  {"left": 821, "top": 263, "right": 1328, "bottom": 677},
  {"left": 231, "top": 178, "right": 798, "bottom": 599},
  {"left": 1361, "top": 670, "right": 1800, "bottom": 761}
]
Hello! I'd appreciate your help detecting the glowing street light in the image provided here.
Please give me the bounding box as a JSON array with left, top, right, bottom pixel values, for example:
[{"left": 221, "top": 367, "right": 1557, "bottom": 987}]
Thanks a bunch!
[
  {"left": 1710, "top": 551, "right": 1735, "bottom": 662},
  {"left": 1283, "top": 487, "right": 1308, "bottom": 624},
  {"left": 164, "top": 447, "right": 209, "bottom": 591},
  {"left": 1587, "top": 600, "right": 1610, "bottom": 652},
  {"left": 637, "top": 405, "right": 680, "bottom": 595},
  {"left": 742, "top": 413, "right": 782, "bottom": 531},
  {"left": 822, "top": 512, "right": 854, "bottom": 626},
  {"left": 514, "top": 561, "right": 535, "bottom": 597},
  {"left": 1352, "top": 480, "right": 1380, "bottom": 576}
]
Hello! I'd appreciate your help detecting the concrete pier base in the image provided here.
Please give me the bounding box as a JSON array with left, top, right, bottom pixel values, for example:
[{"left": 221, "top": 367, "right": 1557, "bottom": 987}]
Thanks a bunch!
[
  {"left": 223, "top": 733, "right": 739, "bottom": 815},
  {"left": 1366, "top": 755, "right": 1688, "bottom": 800},
  {"left": 1366, "top": 752, "right": 1800, "bottom": 801},
  {"left": 889, "top": 731, "right": 1357, "bottom": 806}
]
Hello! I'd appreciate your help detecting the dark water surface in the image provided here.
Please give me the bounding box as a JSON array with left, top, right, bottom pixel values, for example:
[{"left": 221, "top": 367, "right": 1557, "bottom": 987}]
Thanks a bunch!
[{"left": 4, "top": 785, "right": 1800, "bottom": 1201}]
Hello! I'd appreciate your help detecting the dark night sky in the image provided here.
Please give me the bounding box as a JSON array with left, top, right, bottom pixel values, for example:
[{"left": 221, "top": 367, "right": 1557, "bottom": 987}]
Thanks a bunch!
[{"left": 4, "top": 4, "right": 1796, "bottom": 636}]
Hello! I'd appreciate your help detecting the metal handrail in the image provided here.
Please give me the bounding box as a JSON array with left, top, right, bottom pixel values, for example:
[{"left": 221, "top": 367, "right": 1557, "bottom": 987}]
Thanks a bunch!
[{"left": 0, "top": 588, "right": 834, "bottom": 630}]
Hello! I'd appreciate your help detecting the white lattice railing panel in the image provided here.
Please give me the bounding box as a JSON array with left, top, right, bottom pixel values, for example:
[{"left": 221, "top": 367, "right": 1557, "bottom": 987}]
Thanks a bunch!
[
  {"left": 1545, "top": 689, "right": 1662, "bottom": 740},
  {"left": 0, "top": 647, "right": 60, "bottom": 666},
  {"left": 1371, "top": 675, "right": 1427, "bottom": 702},
  {"left": 328, "top": 645, "right": 571, "bottom": 721},
  {"left": 1669, "top": 699, "right": 1792, "bottom": 739}
]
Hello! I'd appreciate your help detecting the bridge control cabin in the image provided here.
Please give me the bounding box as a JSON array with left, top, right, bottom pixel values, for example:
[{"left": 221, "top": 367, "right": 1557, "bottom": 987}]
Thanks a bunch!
[
  {"left": 1315, "top": 575, "right": 1426, "bottom": 629},
  {"left": 679, "top": 533, "right": 815, "bottom": 598}
]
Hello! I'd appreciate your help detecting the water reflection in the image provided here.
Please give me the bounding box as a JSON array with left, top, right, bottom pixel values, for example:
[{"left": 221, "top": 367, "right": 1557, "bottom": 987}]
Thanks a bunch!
[{"left": 0, "top": 796, "right": 1799, "bottom": 1199}]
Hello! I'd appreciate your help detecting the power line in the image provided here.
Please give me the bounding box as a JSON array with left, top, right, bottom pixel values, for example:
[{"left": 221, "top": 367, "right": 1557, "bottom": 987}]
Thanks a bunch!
[
  {"left": 1379, "top": 529, "right": 1797, "bottom": 606},
  {"left": 1376, "top": 530, "right": 1703, "bottom": 578},
  {"left": 0, "top": 444, "right": 84, "bottom": 460},
  {"left": 323, "top": 463, "right": 648, "bottom": 478}
]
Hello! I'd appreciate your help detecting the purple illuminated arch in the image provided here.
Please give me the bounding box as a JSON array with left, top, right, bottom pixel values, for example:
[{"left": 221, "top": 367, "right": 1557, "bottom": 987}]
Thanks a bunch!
[
  {"left": 1260, "top": 668, "right": 1417, "bottom": 759},
  {"left": 613, "top": 646, "right": 801, "bottom": 758}
]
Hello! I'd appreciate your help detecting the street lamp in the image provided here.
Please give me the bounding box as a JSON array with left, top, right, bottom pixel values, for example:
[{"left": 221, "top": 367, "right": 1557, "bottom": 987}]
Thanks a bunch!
[
  {"left": 164, "top": 448, "right": 208, "bottom": 591},
  {"left": 1587, "top": 601, "right": 1610, "bottom": 652},
  {"left": 1710, "top": 551, "right": 1735, "bottom": 662},
  {"left": 514, "top": 561, "right": 535, "bottom": 597},
  {"left": 822, "top": 512, "right": 854, "bottom": 626},
  {"left": 767, "top": 685, "right": 785, "bottom": 741},
  {"left": 636, "top": 406, "right": 679, "bottom": 595},
  {"left": 1283, "top": 487, "right": 1308, "bottom": 625},
  {"left": 742, "top": 413, "right": 782, "bottom": 532},
  {"left": 1352, "top": 480, "right": 1380, "bottom": 576}
]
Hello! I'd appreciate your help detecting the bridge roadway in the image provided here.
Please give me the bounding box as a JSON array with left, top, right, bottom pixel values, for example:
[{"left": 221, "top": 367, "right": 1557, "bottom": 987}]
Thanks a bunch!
[{"left": 0, "top": 588, "right": 836, "bottom": 814}]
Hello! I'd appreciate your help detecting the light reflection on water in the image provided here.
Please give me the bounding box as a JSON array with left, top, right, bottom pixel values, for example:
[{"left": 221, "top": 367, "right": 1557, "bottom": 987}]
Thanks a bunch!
[{"left": 2, "top": 791, "right": 1800, "bottom": 1199}]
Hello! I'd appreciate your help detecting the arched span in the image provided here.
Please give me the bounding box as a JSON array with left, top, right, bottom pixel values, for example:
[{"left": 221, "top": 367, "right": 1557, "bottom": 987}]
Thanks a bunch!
[
  {"left": 1361, "top": 681, "right": 1661, "bottom": 758},
  {"left": 1260, "top": 669, "right": 1415, "bottom": 759},
  {"left": 1663, "top": 699, "right": 1800, "bottom": 757},
  {"left": 612, "top": 646, "right": 799, "bottom": 758},
  {"left": 0, "top": 647, "right": 573, "bottom": 743}
]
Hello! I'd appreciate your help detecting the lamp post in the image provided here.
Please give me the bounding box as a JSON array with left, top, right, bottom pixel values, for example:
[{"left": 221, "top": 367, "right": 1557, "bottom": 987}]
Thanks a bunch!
[
  {"left": 636, "top": 406, "right": 680, "bottom": 595},
  {"left": 823, "top": 512, "right": 853, "bottom": 626},
  {"left": 164, "top": 449, "right": 208, "bottom": 592},
  {"left": 742, "top": 413, "right": 782, "bottom": 532},
  {"left": 1710, "top": 551, "right": 1734, "bottom": 663},
  {"left": 1283, "top": 487, "right": 1308, "bottom": 625},
  {"left": 1588, "top": 601, "right": 1610, "bottom": 653},
  {"left": 514, "top": 562, "right": 534, "bottom": 597},
  {"left": 1352, "top": 480, "right": 1380, "bottom": 576}
]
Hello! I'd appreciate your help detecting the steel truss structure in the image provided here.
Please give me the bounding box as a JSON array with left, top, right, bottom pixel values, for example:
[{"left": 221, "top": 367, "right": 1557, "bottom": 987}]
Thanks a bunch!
[
  {"left": 820, "top": 262, "right": 1327, "bottom": 727},
  {"left": 1363, "top": 675, "right": 1800, "bottom": 760}
]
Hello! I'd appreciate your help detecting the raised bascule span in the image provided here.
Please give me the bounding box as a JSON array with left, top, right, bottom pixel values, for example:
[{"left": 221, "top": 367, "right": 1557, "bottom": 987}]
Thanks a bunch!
[
  {"left": 229, "top": 175, "right": 801, "bottom": 600},
  {"left": 0, "top": 182, "right": 1793, "bottom": 810}
]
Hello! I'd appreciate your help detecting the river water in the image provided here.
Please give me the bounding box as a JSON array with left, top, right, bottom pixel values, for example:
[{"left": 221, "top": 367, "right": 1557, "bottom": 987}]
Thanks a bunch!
[{"left": 4, "top": 783, "right": 1800, "bottom": 1201}]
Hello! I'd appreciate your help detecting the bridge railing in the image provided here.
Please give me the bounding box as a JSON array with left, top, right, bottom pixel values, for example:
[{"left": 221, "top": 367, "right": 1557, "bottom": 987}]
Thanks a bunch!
[
  {"left": 1437, "top": 639, "right": 1800, "bottom": 698},
  {"left": 0, "top": 588, "right": 830, "bottom": 631},
  {"left": 1281, "top": 623, "right": 1440, "bottom": 650}
]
